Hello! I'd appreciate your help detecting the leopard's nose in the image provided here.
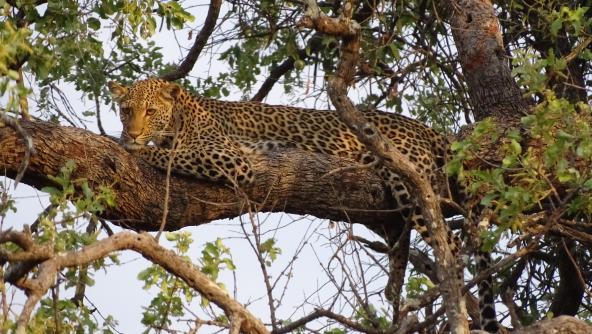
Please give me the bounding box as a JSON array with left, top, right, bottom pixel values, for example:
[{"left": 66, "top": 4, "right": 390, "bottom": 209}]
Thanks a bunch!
[{"left": 127, "top": 129, "right": 141, "bottom": 139}]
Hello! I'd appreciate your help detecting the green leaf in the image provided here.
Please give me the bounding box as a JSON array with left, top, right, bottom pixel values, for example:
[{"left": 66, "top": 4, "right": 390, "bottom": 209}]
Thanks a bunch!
[
  {"left": 480, "top": 193, "right": 497, "bottom": 206},
  {"left": 558, "top": 172, "right": 573, "bottom": 183},
  {"left": 450, "top": 141, "right": 464, "bottom": 152},
  {"left": 41, "top": 186, "right": 61, "bottom": 195},
  {"left": 480, "top": 229, "right": 501, "bottom": 252},
  {"left": 166, "top": 232, "right": 179, "bottom": 242},
  {"left": 583, "top": 178, "right": 592, "bottom": 190},
  {"left": 576, "top": 140, "right": 592, "bottom": 158},
  {"left": 550, "top": 19, "right": 562, "bottom": 36},
  {"left": 389, "top": 43, "right": 400, "bottom": 59},
  {"left": 510, "top": 139, "right": 522, "bottom": 155},
  {"left": 258, "top": 238, "right": 281, "bottom": 264},
  {"left": 87, "top": 17, "right": 101, "bottom": 30},
  {"left": 294, "top": 59, "right": 305, "bottom": 70}
]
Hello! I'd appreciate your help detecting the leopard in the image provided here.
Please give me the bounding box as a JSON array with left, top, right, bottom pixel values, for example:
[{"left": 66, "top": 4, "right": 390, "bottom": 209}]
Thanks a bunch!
[{"left": 108, "top": 78, "right": 500, "bottom": 333}]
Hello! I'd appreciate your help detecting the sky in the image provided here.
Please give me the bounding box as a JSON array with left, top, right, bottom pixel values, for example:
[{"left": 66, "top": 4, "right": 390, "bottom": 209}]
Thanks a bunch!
[{"left": 2, "top": 2, "right": 389, "bottom": 333}]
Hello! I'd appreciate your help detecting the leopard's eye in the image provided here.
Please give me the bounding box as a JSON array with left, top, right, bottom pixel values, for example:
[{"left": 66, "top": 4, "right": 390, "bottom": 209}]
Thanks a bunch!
[
  {"left": 120, "top": 107, "right": 131, "bottom": 115},
  {"left": 146, "top": 108, "right": 158, "bottom": 116}
]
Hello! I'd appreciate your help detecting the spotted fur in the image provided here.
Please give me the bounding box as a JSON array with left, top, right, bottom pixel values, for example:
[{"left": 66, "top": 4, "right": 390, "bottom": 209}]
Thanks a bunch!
[{"left": 108, "top": 78, "right": 498, "bottom": 332}]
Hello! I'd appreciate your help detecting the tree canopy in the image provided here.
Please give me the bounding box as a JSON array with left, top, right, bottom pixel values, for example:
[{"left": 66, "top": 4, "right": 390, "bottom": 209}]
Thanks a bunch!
[{"left": 1, "top": 0, "right": 592, "bottom": 333}]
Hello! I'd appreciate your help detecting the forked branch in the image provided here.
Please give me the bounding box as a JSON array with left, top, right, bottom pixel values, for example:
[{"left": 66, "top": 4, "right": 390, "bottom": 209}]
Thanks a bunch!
[{"left": 1, "top": 229, "right": 269, "bottom": 334}]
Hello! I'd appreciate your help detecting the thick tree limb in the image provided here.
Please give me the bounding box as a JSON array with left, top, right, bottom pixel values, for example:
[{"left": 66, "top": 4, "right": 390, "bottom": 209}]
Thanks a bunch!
[
  {"left": 445, "top": 0, "right": 530, "bottom": 122},
  {"left": 513, "top": 316, "right": 592, "bottom": 334},
  {"left": 0, "top": 120, "right": 407, "bottom": 231},
  {"left": 0, "top": 119, "right": 435, "bottom": 333},
  {"left": 160, "top": 0, "right": 222, "bottom": 81}
]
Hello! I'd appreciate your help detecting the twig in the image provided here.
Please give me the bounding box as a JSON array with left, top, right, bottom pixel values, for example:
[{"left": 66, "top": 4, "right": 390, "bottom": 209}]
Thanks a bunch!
[
  {"left": 155, "top": 116, "right": 181, "bottom": 241},
  {"left": 564, "top": 36, "right": 592, "bottom": 64},
  {"left": 349, "top": 234, "right": 389, "bottom": 253},
  {"left": 239, "top": 209, "right": 279, "bottom": 331},
  {"left": 94, "top": 95, "right": 106, "bottom": 136},
  {"left": 0, "top": 113, "right": 35, "bottom": 188}
]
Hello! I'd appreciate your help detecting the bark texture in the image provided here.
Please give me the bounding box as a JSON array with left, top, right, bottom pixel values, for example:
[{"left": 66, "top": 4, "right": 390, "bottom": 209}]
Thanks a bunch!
[
  {"left": 447, "top": 0, "right": 530, "bottom": 122},
  {"left": 513, "top": 316, "right": 592, "bottom": 334},
  {"left": 0, "top": 120, "right": 406, "bottom": 231}
]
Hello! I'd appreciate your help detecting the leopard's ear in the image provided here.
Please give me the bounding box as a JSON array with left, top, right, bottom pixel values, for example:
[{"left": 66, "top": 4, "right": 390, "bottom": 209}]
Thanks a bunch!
[
  {"left": 108, "top": 81, "right": 128, "bottom": 101},
  {"left": 160, "top": 82, "right": 181, "bottom": 102}
]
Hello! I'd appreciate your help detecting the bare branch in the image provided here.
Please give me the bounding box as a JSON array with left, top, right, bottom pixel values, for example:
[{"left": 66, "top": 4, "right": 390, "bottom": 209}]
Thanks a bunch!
[
  {"left": 251, "top": 55, "right": 298, "bottom": 102},
  {"left": 94, "top": 95, "right": 106, "bottom": 136},
  {"left": 1, "top": 230, "right": 270, "bottom": 334},
  {"left": 251, "top": 34, "right": 325, "bottom": 102},
  {"left": 160, "top": 0, "right": 223, "bottom": 81}
]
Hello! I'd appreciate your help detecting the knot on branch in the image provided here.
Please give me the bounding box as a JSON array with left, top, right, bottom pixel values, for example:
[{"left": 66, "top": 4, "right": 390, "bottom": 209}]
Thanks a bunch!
[{"left": 298, "top": 0, "right": 360, "bottom": 38}]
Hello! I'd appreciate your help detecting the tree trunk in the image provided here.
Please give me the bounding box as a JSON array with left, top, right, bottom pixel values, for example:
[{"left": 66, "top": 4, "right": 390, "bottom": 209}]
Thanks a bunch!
[{"left": 446, "top": 0, "right": 531, "bottom": 122}]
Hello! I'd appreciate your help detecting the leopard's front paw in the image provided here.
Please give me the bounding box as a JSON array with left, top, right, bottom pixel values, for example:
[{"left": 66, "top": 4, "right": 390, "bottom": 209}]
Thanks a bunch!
[{"left": 122, "top": 142, "right": 145, "bottom": 152}]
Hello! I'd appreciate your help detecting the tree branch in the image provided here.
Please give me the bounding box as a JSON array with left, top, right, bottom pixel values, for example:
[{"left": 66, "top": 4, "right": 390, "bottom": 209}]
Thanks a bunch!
[
  {"left": 444, "top": 0, "right": 531, "bottom": 122},
  {"left": 299, "top": 0, "right": 469, "bottom": 331},
  {"left": 0, "top": 119, "right": 408, "bottom": 232},
  {"left": 1, "top": 230, "right": 269, "bottom": 334},
  {"left": 160, "top": 0, "right": 222, "bottom": 81},
  {"left": 251, "top": 34, "right": 324, "bottom": 102}
]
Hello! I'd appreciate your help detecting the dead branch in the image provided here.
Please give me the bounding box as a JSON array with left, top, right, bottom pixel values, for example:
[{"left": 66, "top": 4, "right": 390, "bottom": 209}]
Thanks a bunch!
[{"left": 273, "top": 307, "right": 417, "bottom": 334}]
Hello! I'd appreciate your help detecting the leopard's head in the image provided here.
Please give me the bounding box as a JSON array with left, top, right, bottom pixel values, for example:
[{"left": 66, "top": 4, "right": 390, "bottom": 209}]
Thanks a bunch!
[{"left": 108, "top": 78, "right": 180, "bottom": 147}]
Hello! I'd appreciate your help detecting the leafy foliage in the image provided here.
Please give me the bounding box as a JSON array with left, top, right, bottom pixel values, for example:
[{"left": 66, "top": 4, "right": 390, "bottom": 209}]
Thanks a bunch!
[
  {"left": 0, "top": 161, "right": 119, "bottom": 333},
  {"left": 137, "top": 233, "right": 237, "bottom": 332},
  {"left": 258, "top": 237, "right": 281, "bottom": 266}
]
